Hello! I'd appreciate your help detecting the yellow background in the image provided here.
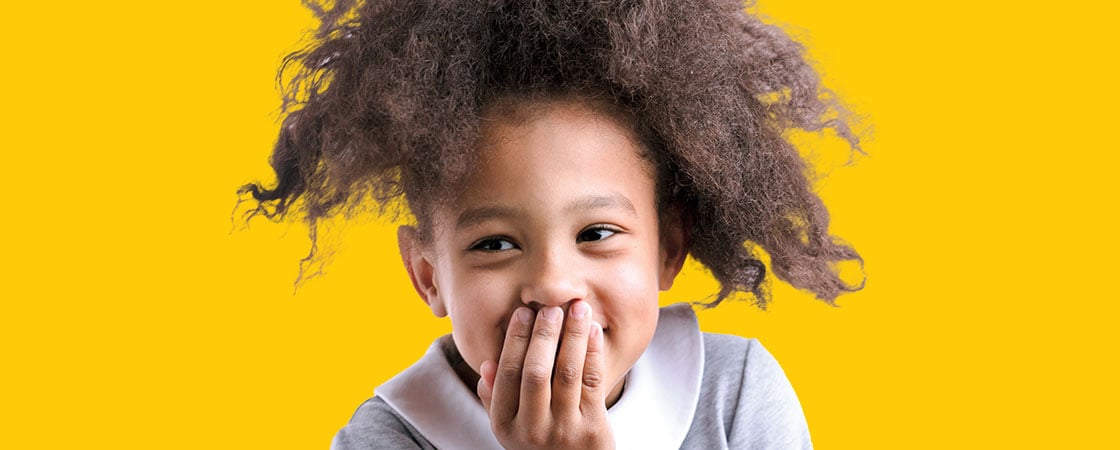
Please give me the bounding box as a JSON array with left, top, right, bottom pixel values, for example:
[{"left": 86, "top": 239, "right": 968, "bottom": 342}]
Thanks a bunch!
[{"left": 3, "top": 1, "right": 1116, "bottom": 448}]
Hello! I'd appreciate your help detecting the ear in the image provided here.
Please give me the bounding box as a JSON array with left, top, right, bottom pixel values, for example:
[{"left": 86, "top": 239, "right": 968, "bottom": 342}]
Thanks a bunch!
[
  {"left": 658, "top": 205, "right": 691, "bottom": 291},
  {"left": 398, "top": 226, "right": 447, "bottom": 317}
]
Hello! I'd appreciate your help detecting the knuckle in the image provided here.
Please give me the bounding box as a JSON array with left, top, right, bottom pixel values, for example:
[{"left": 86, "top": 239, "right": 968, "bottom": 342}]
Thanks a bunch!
[
  {"left": 497, "top": 362, "right": 522, "bottom": 385},
  {"left": 521, "top": 362, "right": 551, "bottom": 385},
  {"left": 525, "top": 430, "right": 549, "bottom": 447},
  {"left": 555, "top": 363, "right": 581, "bottom": 386},
  {"left": 565, "top": 323, "right": 587, "bottom": 340},
  {"left": 532, "top": 323, "right": 558, "bottom": 340},
  {"left": 493, "top": 424, "right": 516, "bottom": 442},
  {"left": 510, "top": 322, "right": 532, "bottom": 341},
  {"left": 550, "top": 428, "right": 571, "bottom": 446},
  {"left": 582, "top": 370, "right": 603, "bottom": 390}
]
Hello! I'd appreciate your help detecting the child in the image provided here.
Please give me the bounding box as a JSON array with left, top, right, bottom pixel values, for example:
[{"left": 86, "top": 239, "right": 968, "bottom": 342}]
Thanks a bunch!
[{"left": 241, "top": 0, "right": 863, "bottom": 448}]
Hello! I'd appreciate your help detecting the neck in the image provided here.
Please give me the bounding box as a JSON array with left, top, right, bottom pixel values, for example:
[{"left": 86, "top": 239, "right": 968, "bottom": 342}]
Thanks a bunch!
[{"left": 605, "top": 373, "right": 627, "bottom": 408}]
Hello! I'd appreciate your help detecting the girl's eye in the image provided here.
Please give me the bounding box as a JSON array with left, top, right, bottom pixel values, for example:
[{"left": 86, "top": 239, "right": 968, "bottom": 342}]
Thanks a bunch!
[
  {"left": 469, "top": 237, "right": 516, "bottom": 252},
  {"left": 577, "top": 227, "right": 617, "bottom": 243}
]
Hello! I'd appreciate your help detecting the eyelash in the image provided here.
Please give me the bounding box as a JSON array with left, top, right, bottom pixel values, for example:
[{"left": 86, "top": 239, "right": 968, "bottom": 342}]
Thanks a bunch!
[
  {"left": 577, "top": 225, "right": 620, "bottom": 243},
  {"left": 467, "top": 225, "right": 621, "bottom": 252},
  {"left": 469, "top": 236, "right": 516, "bottom": 252}
]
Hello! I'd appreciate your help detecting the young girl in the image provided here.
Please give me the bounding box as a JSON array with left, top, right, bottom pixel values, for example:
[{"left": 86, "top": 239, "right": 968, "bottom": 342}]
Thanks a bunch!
[{"left": 241, "top": 0, "right": 862, "bottom": 448}]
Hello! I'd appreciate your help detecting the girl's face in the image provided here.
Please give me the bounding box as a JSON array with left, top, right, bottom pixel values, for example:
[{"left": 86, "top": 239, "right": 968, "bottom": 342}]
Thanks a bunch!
[{"left": 401, "top": 99, "right": 686, "bottom": 405}]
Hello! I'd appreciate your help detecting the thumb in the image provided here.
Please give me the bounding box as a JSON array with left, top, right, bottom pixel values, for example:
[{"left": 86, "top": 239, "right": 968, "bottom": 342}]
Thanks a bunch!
[{"left": 477, "top": 359, "right": 497, "bottom": 413}]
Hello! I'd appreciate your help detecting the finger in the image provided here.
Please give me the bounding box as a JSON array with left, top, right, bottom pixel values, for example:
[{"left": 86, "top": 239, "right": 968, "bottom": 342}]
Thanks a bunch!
[
  {"left": 477, "top": 359, "right": 497, "bottom": 414},
  {"left": 552, "top": 300, "right": 591, "bottom": 416},
  {"left": 580, "top": 320, "right": 607, "bottom": 414},
  {"left": 491, "top": 307, "right": 535, "bottom": 425},
  {"left": 519, "top": 305, "right": 563, "bottom": 425}
]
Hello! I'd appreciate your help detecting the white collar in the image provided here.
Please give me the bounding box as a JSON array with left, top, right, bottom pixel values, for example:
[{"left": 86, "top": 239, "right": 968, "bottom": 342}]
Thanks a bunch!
[{"left": 376, "top": 303, "right": 704, "bottom": 449}]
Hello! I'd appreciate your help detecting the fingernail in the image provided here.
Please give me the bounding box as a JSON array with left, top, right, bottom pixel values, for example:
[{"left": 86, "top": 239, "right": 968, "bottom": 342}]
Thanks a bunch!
[
  {"left": 570, "top": 301, "right": 588, "bottom": 319},
  {"left": 590, "top": 321, "right": 602, "bottom": 339},
  {"left": 542, "top": 306, "right": 561, "bottom": 321},
  {"left": 516, "top": 307, "right": 532, "bottom": 323}
]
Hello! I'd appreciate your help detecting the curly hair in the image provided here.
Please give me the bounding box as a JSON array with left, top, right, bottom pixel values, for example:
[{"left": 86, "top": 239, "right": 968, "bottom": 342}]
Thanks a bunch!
[{"left": 239, "top": 0, "right": 864, "bottom": 308}]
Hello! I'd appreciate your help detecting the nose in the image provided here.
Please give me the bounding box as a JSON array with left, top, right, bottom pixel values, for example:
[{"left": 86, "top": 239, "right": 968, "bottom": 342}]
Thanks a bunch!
[{"left": 520, "top": 246, "right": 587, "bottom": 310}]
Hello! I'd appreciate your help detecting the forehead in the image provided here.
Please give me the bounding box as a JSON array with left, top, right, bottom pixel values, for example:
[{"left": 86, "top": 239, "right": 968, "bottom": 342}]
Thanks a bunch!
[
  {"left": 478, "top": 100, "right": 650, "bottom": 185},
  {"left": 432, "top": 99, "right": 658, "bottom": 228}
]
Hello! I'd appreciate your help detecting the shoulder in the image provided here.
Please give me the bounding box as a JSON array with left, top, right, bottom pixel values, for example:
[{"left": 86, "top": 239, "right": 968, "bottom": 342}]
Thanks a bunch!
[
  {"left": 698, "top": 333, "right": 782, "bottom": 394},
  {"left": 684, "top": 333, "right": 813, "bottom": 449},
  {"left": 702, "top": 332, "right": 754, "bottom": 371},
  {"left": 702, "top": 333, "right": 793, "bottom": 392},
  {"left": 330, "top": 396, "right": 435, "bottom": 450},
  {"left": 689, "top": 333, "right": 761, "bottom": 424}
]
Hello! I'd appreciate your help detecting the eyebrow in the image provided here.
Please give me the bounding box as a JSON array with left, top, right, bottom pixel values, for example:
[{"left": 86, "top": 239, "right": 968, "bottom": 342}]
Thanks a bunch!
[
  {"left": 563, "top": 194, "right": 638, "bottom": 218},
  {"left": 455, "top": 194, "right": 638, "bottom": 230},
  {"left": 455, "top": 206, "right": 525, "bottom": 230}
]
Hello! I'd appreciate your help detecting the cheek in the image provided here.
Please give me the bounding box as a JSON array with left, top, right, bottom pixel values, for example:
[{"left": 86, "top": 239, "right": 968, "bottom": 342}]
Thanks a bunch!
[
  {"left": 443, "top": 270, "right": 515, "bottom": 373},
  {"left": 448, "top": 305, "right": 506, "bottom": 375},
  {"left": 600, "top": 262, "right": 659, "bottom": 308},
  {"left": 591, "top": 250, "right": 661, "bottom": 340},
  {"left": 596, "top": 242, "right": 663, "bottom": 311},
  {"left": 589, "top": 240, "right": 664, "bottom": 377}
]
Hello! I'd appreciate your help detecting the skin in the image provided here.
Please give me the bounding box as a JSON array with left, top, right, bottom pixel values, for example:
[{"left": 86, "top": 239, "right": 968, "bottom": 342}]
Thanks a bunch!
[{"left": 398, "top": 99, "right": 687, "bottom": 449}]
